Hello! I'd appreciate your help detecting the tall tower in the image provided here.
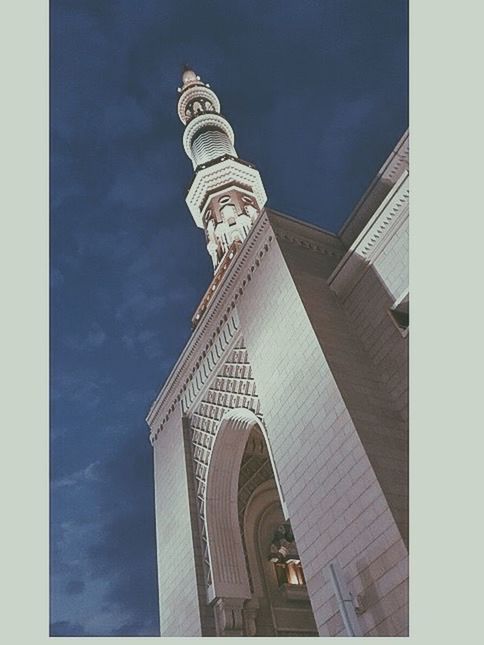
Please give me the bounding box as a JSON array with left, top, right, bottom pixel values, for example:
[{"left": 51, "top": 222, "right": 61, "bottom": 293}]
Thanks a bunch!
[
  {"left": 177, "top": 67, "right": 267, "bottom": 325},
  {"left": 148, "top": 69, "right": 409, "bottom": 637}
]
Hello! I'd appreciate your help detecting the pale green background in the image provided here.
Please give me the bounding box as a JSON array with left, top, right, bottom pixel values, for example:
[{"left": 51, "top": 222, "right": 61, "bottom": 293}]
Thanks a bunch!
[{"left": 2, "top": 1, "right": 482, "bottom": 642}]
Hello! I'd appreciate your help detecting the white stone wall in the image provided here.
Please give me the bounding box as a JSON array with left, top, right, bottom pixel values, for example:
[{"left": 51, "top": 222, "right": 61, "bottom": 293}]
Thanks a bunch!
[
  {"left": 372, "top": 216, "right": 408, "bottom": 301},
  {"left": 153, "top": 411, "right": 202, "bottom": 636},
  {"left": 343, "top": 243, "right": 408, "bottom": 421},
  {"left": 235, "top": 229, "right": 408, "bottom": 636},
  {"left": 330, "top": 175, "right": 409, "bottom": 422}
]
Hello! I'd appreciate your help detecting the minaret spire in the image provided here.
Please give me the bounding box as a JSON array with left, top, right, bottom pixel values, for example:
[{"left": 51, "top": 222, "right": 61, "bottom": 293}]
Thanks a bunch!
[{"left": 177, "top": 68, "right": 267, "bottom": 278}]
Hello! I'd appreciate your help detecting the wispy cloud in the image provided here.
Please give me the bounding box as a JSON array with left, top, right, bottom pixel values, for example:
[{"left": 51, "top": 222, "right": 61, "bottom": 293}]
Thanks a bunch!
[
  {"left": 102, "top": 95, "right": 153, "bottom": 140},
  {"left": 64, "top": 322, "right": 107, "bottom": 352},
  {"left": 50, "top": 620, "right": 87, "bottom": 636},
  {"left": 121, "top": 328, "right": 166, "bottom": 359},
  {"left": 52, "top": 461, "right": 102, "bottom": 489},
  {"left": 51, "top": 436, "right": 160, "bottom": 635},
  {"left": 50, "top": 267, "right": 65, "bottom": 290},
  {"left": 65, "top": 579, "right": 86, "bottom": 595},
  {"left": 71, "top": 228, "right": 141, "bottom": 263},
  {"left": 51, "top": 371, "right": 112, "bottom": 409},
  {"left": 116, "top": 291, "right": 166, "bottom": 323}
]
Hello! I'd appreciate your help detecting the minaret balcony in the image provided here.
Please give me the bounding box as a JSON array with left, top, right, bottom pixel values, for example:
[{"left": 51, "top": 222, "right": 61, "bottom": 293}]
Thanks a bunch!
[{"left": 186, "top": 157, "right": 267, "bottom": 228}]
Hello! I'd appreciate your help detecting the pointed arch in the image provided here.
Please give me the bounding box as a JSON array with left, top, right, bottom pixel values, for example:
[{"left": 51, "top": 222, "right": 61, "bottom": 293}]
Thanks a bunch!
[
  {"left": 204, "top": 408, "right": 288, "bottom": 601},
  {"left": 204, "top": 408, "right": 256, "bottom": 601}
]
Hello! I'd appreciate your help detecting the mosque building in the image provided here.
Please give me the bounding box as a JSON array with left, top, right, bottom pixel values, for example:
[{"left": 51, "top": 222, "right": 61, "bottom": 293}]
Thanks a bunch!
[{"left": 146, "top": 67, "right": 409, "bottom": 637}]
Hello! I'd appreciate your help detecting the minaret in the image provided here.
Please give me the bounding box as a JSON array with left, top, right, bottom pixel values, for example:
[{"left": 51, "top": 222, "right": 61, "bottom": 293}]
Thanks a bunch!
[{"left": 177, "top": 67, "right": 267, "bottom": 292}]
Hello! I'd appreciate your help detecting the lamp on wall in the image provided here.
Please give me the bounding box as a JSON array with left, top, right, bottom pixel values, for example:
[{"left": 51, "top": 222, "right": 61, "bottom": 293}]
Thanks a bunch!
[
  {"left": 267, "top": 522, "right": 298, "bottom": 562},
  {"left": 267, "top": 521, "right": 306, "bottom": 587}
]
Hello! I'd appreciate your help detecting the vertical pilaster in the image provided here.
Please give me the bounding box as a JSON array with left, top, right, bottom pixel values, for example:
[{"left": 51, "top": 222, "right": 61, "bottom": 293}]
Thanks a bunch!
[{"left": 182, "top": 416, "right": 217, "bottom": 636}]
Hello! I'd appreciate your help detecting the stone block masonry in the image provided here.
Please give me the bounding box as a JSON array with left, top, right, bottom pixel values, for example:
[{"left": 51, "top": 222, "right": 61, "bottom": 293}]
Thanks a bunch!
[{"left": 235, "top": 214, "right": 408, "bottom": 636}]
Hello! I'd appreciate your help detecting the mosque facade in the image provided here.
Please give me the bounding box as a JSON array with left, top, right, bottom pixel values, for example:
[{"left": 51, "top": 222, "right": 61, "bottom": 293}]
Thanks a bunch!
[{"left": 146, "top": 68, "right": 409, "bottom": 637}]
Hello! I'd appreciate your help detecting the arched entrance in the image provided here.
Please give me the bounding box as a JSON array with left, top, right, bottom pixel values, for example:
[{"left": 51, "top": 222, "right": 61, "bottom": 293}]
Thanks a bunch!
[{"left": 204, "top": 408, "right": 318, "bottom": 636}]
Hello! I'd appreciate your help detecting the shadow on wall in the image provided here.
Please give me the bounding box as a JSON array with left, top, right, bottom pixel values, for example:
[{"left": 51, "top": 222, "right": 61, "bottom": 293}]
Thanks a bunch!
[{"left": 279, "top": 235, "right": 409, "bottom": 547}]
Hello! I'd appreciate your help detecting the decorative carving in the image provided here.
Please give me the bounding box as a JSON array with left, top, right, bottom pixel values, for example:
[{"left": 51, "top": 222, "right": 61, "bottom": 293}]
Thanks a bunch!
[
  {"left": 221, "top": 203, "right": 237, "bottom": 223},
  {"left": 146, "top": 215, "right": 273, "bottom": 442},
  {"left": 180, "top": 312, "right": 242, "bottom": 414},
  {"left": 207, "top": 239, "right": 218, "bottom": 268},
  {"left": 183, "top": 113, "right": 235, "bottom": 161},
  {"left": 244, "top": 203, "right": 259, "bottom": 221},
  {"left": 186, "top": 158, "right": 267, "bottom": 227},
  {"left": 213, "top": 597, "right": 245, "bottom": 636},
  {"left": 191, "top": 221, "right": 272, "bottom": 326},
  {"left": 381, "top": 133, "right": 409, "bottom": 182},
  {"left": 177, "top": 82, "right": 221, "bottom": 125},
  {"left": 275, "top": 231, "right": 342, "bottom": 257},
  {"left": 188, "top": 343, "right": 262, "bottom": 586}
]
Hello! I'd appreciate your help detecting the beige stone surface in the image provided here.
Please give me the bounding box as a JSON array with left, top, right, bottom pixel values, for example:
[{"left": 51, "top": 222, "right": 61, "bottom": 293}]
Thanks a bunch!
[{"left": 152, "top": 411, "right": 202, "bottom": 636}]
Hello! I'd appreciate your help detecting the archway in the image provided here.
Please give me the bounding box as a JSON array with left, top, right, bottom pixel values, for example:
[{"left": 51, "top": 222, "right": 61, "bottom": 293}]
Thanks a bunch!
[{"left": 204, "top": 408, "right": 317, "bottom": 636}]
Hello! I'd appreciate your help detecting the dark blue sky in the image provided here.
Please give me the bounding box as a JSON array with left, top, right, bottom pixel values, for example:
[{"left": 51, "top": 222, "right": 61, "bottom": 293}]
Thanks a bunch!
[{"left": 50, "top": 0, "right": 408, "bottom": 636}]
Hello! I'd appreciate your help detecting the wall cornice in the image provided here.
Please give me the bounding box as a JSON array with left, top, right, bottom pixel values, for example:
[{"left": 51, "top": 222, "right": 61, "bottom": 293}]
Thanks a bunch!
[
  {"left": 274, "top": 228, "right": 344, "bottom": 259},
  {"left": 338, "top": 129, "right": 409, "bottom": 247},
  {"left": 328, "top": 171, "right": 409, "bottom": 302}
]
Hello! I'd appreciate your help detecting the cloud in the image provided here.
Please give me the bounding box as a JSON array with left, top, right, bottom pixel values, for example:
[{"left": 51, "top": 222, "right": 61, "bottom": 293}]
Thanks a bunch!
[
  {"left": 86, "top": 507, "right": 159, "bottom": 634},
  {"left": 110, "top": 619, "right": 158, "bottom": 636},
  {"left": 51, "top": 371, "right": 112, "bottom": 409},
  {"left": 64, "top": 323, "right": 107, "bottom": 352},
  {"left": 116, "top": 292, "right": 166, "bottom": 323},
  {"left": 50, "top": 620, "right": 87, "bottom": 636},
  {"left": 65, "top": 579, "right": 86, "bottom": 595},
  {"left": 51, "top": 438, "right": 160, "bottom": 634},
  {"left": 70, "top": 228, "right": 141, "bottom": 263},
  {"left": 50, "top": 267, "right": 65, "bottom": 290},
  {"left": 102, "top": 95, "right": 153, "bottom": 140},
  {"left": 52, "top": 461, "right": 102, "bottom": 489},
  {"left": 106, "top": 147, "right": 182, "bottom": 211},
  {"left": 121, "top": 328, "right": 169, "bottom": 360},
  {"left": 51, "top": 433, "right": 159, "bottom": 634}
]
